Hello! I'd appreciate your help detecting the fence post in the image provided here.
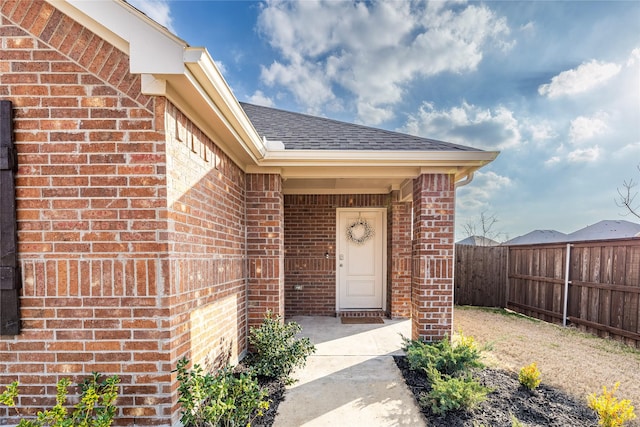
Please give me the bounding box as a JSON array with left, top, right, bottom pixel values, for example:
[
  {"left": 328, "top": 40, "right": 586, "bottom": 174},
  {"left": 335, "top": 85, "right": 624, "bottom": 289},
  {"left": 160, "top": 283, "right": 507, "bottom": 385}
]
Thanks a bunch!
[
  {"left": 562, "top": 243, "right": 572, "bottom": 327},
  {"left": 504, "top": 246, "right": 509, "bottom": 309}
]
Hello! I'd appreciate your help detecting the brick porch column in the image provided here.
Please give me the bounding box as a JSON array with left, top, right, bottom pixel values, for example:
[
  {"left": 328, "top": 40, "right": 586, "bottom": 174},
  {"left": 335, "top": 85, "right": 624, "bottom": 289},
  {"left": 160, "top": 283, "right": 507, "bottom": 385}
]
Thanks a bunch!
[
  {"left": 246, "top": 173, "right": 285, "bottom": 329},
  {"left": 389, "top": 194, "right": 412, "bottom": 318},
  {"left": 411, "top": 174, "right": 455, "bottom": 341}
]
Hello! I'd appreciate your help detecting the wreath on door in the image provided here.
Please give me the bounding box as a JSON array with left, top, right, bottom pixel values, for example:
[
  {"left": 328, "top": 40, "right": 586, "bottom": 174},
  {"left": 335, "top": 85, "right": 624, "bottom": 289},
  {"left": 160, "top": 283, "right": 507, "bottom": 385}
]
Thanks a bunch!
[{"left": 346, "top": 216, "right": 375, "bottom": 245}]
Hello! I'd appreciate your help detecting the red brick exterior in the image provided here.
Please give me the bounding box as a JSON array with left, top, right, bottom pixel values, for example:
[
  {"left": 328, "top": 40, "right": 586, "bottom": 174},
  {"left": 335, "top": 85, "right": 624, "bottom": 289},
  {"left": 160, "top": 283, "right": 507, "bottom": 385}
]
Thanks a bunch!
[
  {"left": 0, "top": 1, "right": 459, "bottom": 424},
  {"left": 246, "top": 174, "right": 284, "bottom": 328},
  {"left": 284, "top": 194, "right": 413, "bottom": 318},
  {"left": 411, "top": 174, "right": 456, "bottom": 341},
  {"left": 389, "top": 195, "right": 412, "bottom": 318},
  {"left": 0, "top": 2, "right": 250, "bottom": 425},
  {"left": 164, "top": 103, "right": 248, "bottom": 380}
]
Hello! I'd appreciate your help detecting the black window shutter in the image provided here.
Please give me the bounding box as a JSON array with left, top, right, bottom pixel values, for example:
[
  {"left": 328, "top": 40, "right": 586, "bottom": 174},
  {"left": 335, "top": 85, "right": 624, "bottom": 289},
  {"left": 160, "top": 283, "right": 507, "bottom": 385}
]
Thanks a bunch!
[{"left": 0, "top": 100, "right": 20, "bottom": 335}]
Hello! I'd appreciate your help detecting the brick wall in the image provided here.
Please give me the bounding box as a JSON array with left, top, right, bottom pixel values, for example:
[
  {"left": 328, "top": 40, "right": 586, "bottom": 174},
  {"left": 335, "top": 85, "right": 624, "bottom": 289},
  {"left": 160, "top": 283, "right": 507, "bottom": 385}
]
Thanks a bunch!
[
  {"left": 284, "top": 194, "right": 399, "bottom": 316},
  {"left": 411, "top": 174, "right": 455, "bottom": 341},
  {"left": 246, "top": 174, "right": 284, "bottom": 328},
  {"left": 0, "top": 2, "right": 250, "bottom": 425},
  {"left": 164, "top": 103, "right": 248, "bottom": 397},
  {"left": 389, "top": 195, "right": 412, "bottom": 318}
]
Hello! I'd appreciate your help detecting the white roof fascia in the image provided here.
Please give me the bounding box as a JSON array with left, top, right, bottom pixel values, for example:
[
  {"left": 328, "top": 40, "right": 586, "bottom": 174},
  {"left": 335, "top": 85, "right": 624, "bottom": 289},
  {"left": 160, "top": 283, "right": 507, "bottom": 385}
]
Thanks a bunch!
[
  {"left": 182, "top": 48, "right": 268, "bottom": 160},
  {"left": 259, "top": 149, "right": 499, "bottom": 167},
  {"left": 59, "top": 0, "right": 186, "bottom": 74}
]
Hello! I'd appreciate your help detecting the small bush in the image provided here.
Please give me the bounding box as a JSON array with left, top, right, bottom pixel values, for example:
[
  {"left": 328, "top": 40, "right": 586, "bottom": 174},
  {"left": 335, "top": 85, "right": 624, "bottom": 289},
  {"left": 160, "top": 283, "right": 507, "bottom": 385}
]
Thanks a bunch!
[
  {"left": 248, "top": 311, "right": 316, "bottom": 384},
  {"left": 588, "top": 382, "right": 636, "bottom": 427},
  {"left": 403, "top": 332, "right": 483, "bottom": 377},
  {"left": 420, "top": 368, "right": 489, "bottom": 415},
  {"left": 175, "top": 358, "right": 269, "bottom": 427},
  {"left": 0, "top": 373, "right": 119, "bottom": 427},
  {"left": 518, "top": 362, "right": 542, "bottom": 391}
]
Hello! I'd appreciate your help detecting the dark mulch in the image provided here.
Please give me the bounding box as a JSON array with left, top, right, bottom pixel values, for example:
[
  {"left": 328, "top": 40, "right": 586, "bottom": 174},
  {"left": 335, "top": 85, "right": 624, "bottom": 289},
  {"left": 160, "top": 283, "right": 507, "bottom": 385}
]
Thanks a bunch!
[
  {"left": 253, "top": 375, "right": 286, "bottom": 427},
  {"left": 232, "top": 361, "right": 286, "bottom": 427},
  {"left": 394, "top": 356, "right": 599, "bottom": 426}
]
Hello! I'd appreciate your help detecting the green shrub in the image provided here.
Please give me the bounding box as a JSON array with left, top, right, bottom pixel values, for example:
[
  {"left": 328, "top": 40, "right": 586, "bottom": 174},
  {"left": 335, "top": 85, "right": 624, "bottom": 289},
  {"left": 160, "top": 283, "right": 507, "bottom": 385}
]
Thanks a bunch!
[
  {"left": 518, "top": 362, "right": 542, "bottom": 391},
  {"left": 588, "top": 382, "right": 636, "bottom": 427},
  {"left": 175, "top": 358, "right": 269, "bottom": 427},
  {"left": 420, "top": 368, "right": 489, "bottom": 415},
  {"left": 248, "top": 311, "right": 316, "bottom": 384},
  {"left": 403, "top": 332, "right": 483, "bottom": 377},
  {"left": 0, "top": 373, "right": 119, "bottom": 427}
]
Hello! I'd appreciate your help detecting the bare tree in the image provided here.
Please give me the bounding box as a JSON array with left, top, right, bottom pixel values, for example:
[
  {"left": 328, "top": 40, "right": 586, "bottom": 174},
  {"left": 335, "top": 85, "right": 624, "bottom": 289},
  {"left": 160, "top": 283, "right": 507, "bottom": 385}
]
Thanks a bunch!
[
  {"left": 462, "top": 211, "right": 505, "bottom": 245},
  {"left": 616, "top": 164, "right": 640, "bottom": 220}
]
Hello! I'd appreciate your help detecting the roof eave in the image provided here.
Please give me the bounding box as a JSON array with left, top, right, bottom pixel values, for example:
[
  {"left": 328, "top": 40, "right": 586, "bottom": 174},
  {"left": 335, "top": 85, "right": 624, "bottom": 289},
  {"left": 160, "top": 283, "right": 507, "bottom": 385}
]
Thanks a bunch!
[
  {"left": 261, "top": 149, "right": 498, "bottom": 164},
  {"left": 51, "top": 0, "right": 267, "bottom": 170},
  {"left": 248, "top": 149, "right": 499, "bottom": 191}
]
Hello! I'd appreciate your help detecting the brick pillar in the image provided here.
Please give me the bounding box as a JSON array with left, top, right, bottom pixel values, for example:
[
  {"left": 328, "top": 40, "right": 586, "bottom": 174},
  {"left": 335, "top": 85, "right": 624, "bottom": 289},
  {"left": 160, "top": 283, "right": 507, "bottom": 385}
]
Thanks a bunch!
[
  {"left": 411, "top": 174, "right": 455, "bottom": 341},
  {"left": 246, "top": 174, "right": 285, "bottom": 329},
  {"left": 389, "top": 194, "right": 412, "bottom": 318}
]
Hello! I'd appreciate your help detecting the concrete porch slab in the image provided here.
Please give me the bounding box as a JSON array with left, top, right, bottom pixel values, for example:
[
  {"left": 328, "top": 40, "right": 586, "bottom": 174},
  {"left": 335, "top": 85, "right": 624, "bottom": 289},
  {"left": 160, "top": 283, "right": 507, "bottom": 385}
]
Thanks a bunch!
[{"left": 273, "top": 316, "right": 425, "bottom": 427}]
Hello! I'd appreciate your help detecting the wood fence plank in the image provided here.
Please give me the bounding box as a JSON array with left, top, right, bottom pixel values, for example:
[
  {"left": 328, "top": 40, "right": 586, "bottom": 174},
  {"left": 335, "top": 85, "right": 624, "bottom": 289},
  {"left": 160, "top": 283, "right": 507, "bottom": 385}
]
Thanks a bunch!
[{"left": 457, "top": 239, "right": 640, "bottom": 347}]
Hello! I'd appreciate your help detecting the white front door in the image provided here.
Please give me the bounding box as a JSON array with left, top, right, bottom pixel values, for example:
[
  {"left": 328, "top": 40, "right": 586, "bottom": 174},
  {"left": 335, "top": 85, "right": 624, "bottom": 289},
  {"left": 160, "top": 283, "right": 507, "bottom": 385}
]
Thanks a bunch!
[{"left": 337, "top": 209, "right": 386, "bottom": 310}]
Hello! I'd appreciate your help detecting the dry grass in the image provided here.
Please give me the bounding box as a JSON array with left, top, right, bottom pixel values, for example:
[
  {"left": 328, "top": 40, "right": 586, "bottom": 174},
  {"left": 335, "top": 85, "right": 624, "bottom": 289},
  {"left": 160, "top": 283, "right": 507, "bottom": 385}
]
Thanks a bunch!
[{"left": 454, "top": 306, "right": 640, "bottom": 414}]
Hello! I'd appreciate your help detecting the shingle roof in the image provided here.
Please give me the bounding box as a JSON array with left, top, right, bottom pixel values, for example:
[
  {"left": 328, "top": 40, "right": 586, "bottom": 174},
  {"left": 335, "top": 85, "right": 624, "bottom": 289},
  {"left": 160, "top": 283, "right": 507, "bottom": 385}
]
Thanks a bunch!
[
  {"left": 457, "top": 236, "right": 500, "bottom": 246},
  {"left": 240, "top": 102, "right": 481, "bottom": 152},
  {"left": 567, "top": 220, "right": 640, "bottom": 241},
  {"left": 503, "top": 230, "right": 568, "bottom": 246}
]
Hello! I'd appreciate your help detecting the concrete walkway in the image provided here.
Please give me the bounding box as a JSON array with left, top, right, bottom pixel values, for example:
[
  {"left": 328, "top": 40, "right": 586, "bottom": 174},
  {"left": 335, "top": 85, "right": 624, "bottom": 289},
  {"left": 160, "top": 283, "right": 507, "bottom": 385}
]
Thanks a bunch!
[{"left": 273, "top": 316, "right": 425, "bottom": 427}]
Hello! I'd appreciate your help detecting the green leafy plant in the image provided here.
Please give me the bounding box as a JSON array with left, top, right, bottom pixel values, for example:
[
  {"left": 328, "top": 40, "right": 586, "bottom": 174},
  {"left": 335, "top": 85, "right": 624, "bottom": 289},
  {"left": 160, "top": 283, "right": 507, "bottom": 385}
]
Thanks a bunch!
[
  {"left": 510, "top": 413, "right": 526, "bottom": 426},
  {"left": 420, "top": 368, "right": 489, "bottom": 415},
  {"left": 175, "top": 358, "right": 269, "bottom": 427},
  {"left": 248, "top": 311, "right": 316, "bottom": 384},
  {"left": 402, "top": 332, "right": 483, "bottom": 377},
  {"left": 0, "top": 373, "right": 119, "bottom": 427},
  {"left": 518, "top": 362, "right": 542, "bottom": 391},
  {"left": 588, "top": 382, "right": 636, "bottom": 427}
]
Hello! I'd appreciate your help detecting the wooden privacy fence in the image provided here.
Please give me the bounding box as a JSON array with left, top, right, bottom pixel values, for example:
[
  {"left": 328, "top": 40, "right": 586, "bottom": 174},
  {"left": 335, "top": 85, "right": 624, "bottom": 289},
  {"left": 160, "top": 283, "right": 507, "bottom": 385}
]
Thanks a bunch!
[
  {"left": 455, "top": 238, "right": 640, "bottom": 348},
  {"left": 454, "top": 245, "right": 507, "bottom": 307}
]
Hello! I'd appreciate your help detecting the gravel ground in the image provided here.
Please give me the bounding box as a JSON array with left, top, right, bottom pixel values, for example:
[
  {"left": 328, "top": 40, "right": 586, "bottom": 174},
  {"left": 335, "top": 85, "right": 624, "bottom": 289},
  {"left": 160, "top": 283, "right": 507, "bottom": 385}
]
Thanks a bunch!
[{"left": 454, "top": 306, "right": 640, "bottom": 424}]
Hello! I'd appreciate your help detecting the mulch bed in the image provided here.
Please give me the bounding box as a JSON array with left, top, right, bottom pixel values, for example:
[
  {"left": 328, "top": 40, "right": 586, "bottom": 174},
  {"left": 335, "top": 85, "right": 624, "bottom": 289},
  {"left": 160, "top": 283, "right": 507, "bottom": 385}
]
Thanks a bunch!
[
  {"left": 253, "top": 375, "right": 286, "bottom": 427},
  {"left": 394, "top": 356, "right": 599, "bottom": 426}
]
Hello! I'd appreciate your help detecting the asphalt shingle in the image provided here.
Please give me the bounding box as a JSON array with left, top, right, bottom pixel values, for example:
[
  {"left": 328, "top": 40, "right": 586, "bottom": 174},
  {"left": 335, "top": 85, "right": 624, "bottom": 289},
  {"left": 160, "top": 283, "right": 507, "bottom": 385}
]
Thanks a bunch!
[{"left": 240, "top": 102, "right": 482, "bottom": 152}]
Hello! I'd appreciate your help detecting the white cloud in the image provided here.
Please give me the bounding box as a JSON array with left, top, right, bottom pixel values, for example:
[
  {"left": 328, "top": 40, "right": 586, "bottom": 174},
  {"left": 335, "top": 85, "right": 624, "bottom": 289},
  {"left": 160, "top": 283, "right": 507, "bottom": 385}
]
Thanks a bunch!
[
  {"left": 569, "top": 113, "right": 609, "bottom": 144},
  {"left": 525, "top": 120, "right": 557, "bottom": 144},
  {"left": 258, "top": 1, "right": 511, "bottom": 124},
  {"left": 457, "top": 171, "right": 512, "bottom": 211},
  {"left": 402, "top": 102, "right": 522, "bottom": 151},
  {"left": 261, "top": 60, "right": 335, "bottom": 114},
  {"left": 545, "top": 156, "right": 561, "bottom": 167},
  {"left": 247, "top": 91, "right": 275, "bottom": 107},
  {"left": 567, "top": 146, "right": 600, "bottom": 163},
  {"left": 127, "top": 0, "right": 175, "bottom": 33},
  {"left": 627, "top": 48, "right": 640, "bottom": 67},
  {"left": 538, "top": 59, "right": 621, "bottom": 98},
  {"left": 613, "top": 141, "right": 640, "bottom": 159},
  {"left": 520, "top": 21, "right": 535, "bottom": 33}
]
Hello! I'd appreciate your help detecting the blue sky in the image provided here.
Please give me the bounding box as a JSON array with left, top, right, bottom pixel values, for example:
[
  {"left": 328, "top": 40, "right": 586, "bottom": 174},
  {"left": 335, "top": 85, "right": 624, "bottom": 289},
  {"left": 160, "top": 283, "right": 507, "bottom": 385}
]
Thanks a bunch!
[{"left": 131, "top": 0, "right": 640, "bottom": 241}]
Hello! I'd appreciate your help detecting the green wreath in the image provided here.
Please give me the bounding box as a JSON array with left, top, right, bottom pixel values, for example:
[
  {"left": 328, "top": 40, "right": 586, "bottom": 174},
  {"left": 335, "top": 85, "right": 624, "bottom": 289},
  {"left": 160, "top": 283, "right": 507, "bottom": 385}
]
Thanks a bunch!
[{"left": 346, "top": 218, "right": 375, "bottom": 245}]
